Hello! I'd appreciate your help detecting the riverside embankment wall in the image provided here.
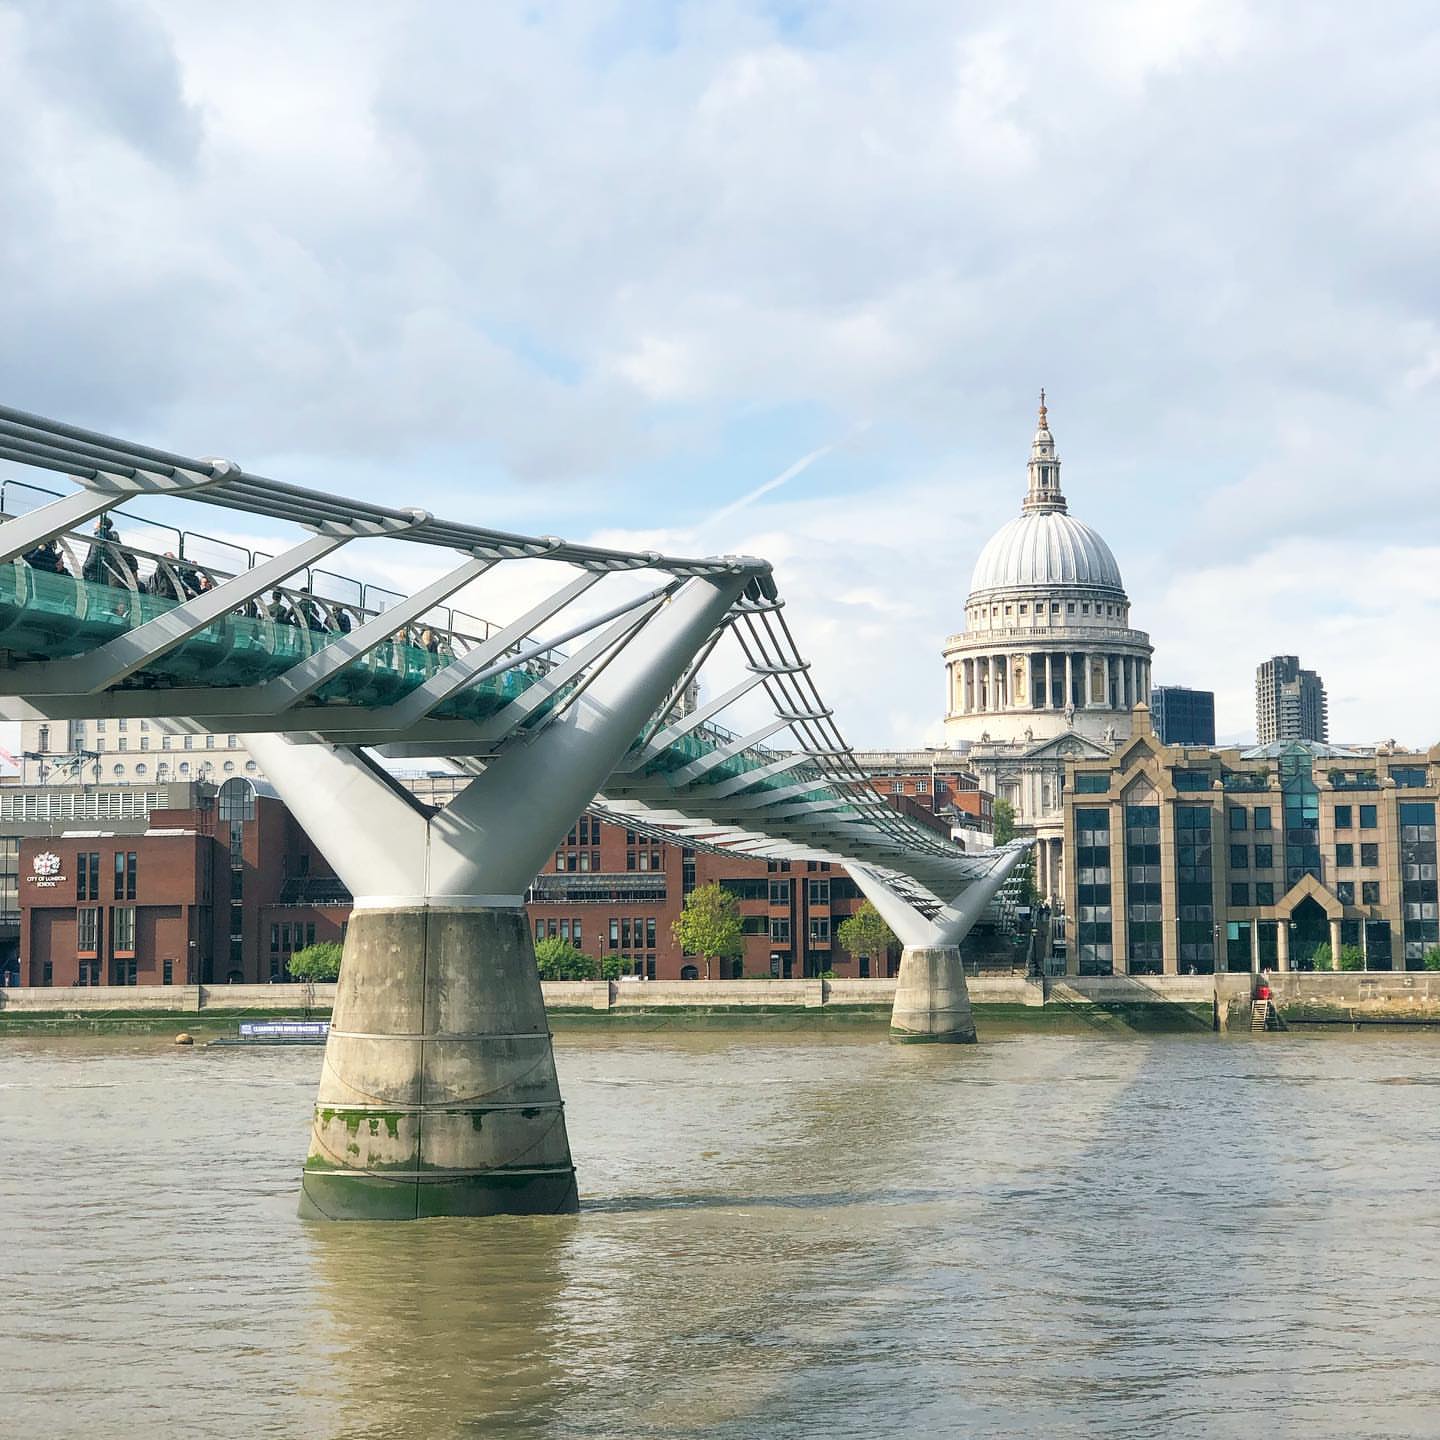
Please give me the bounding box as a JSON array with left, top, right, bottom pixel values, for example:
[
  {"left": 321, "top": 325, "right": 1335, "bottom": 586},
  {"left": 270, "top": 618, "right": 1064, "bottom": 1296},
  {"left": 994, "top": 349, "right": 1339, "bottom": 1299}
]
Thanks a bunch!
[{"left": 3, "top": 974, "right": 1438, "bottom": 1032}]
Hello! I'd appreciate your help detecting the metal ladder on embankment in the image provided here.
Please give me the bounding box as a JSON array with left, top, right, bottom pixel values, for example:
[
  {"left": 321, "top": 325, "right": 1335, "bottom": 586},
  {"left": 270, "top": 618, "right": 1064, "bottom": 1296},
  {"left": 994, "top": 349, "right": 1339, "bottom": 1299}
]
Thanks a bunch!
[{"left": 1250, "top": 999, "right": 1279, "bottom": 1033}]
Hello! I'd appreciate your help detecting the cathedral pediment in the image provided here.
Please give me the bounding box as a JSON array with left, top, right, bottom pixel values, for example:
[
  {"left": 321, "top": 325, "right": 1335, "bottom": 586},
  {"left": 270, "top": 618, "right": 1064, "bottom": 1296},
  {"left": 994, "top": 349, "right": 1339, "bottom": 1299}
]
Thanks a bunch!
[{"left": 1021, "top": 733, "right": 1111, "bottom": 761}]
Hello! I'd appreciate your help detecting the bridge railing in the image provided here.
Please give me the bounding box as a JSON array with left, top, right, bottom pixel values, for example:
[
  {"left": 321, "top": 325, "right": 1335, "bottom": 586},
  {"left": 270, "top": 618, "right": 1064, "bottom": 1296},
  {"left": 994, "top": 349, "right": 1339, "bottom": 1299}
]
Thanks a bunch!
[{"left": 1, "top": 476, "right": 557, "bottom": 672}]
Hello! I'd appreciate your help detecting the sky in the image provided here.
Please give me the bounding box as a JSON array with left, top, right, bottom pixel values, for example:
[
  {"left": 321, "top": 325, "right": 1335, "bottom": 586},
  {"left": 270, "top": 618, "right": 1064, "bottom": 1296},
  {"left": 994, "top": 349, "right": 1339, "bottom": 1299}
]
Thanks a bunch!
[{"left": 0, "top": 0, "right": 1437, "bottom": 750}]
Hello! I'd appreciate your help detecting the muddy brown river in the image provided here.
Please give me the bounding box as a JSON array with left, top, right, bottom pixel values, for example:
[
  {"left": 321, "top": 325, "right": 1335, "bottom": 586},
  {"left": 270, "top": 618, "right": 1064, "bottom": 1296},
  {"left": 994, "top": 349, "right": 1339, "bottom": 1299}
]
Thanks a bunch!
[{"left": 4, "top": 1027, "right": 1439, "bottom": 1438}]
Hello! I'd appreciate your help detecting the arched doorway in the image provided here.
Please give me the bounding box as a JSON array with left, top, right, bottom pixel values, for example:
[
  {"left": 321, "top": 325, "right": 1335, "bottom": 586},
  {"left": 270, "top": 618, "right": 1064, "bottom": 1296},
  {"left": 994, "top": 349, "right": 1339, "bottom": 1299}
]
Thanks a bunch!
[
  {"left": 680, "top": 964, "right": 699, "bottom": 981},
  {"left": 1289, "top": 896, "right": 1330, "bottom": 970}
]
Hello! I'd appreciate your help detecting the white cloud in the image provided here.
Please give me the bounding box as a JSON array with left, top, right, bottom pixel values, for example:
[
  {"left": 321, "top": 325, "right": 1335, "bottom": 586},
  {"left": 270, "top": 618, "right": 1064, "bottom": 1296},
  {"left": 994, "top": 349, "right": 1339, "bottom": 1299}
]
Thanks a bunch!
[{"left": 1, "top": 0, "right": 1437, "bottom": 745}]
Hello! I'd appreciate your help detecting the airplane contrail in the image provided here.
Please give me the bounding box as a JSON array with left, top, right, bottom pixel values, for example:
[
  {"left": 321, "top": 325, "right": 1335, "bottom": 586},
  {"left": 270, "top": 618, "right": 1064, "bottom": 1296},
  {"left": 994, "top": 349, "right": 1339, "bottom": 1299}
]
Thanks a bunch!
[{"left": 700, "top": 421, "right": 873, "bottom": 532}]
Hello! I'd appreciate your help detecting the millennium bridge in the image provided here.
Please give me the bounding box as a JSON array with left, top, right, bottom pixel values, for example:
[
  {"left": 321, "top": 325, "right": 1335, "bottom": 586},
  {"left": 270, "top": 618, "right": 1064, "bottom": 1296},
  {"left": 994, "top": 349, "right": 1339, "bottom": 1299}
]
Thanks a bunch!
[{"left": 0, "top": 401, "right": 1027, "bottom": 1219}]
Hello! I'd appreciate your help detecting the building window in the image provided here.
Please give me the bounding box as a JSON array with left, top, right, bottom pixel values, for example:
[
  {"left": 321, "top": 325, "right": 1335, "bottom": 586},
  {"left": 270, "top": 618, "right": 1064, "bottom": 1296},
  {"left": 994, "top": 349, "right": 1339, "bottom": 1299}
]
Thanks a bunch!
[
  {"left": 76, "top": 906, "right": 100, "bottom": 953},
  {"left": 770, "top": 917, "right": 791, "bottom": 943},
  {"left": 1336, "top": 882, "right": 1354, "bottom": 905},
  {"left": 1333, "top": 805, "right": 1352, "bottom": 829},
  {"left": 162, "top": 959, "right": 173, "bottom": 985},
  {"left": 1360, "top": 843, "right": 1379, "bottom": 868},
  {"left": 1175, "top": 805, "right": 1215, "bottom": 974},
  {"left": 1391, "top": 767, "right": 1427, "bottom": 788},
  {"left": 809, "top": 917, "right": 830, "bottom": 942},
  {"left": 769, "top": 879, "right": 790, "bottom": 904},
  {"left": 205, "top": 735, "right": 215, "bottom": 749},
  {"left": 113, "top": 850, "right": 137, "bottom": 900},
  {"left": 1230, "top": 883, "right": 1250, "bottom": 907},
  {"left": 609, "top": 919, "right": 619, "bottom": 949},
  {"left": 77, "top": 851, "right": 99, "bottom": 901},
  {"left": 1399, "top": 802, "right": 1438, "bottom": 965},
  {"left": 646, "top": 918, "right": 656, "bottom": 949},
  {"left": 1362, "top": 880, "right": 1381, "bottom": 905},
  {"left": 1229, "top": 845, "right": 1248, "bottom": 870},
  {"left": 1076, "top": 805, "right": 1116, "bottom": 975},
  {"left": 112, "top": 906, "right": 136, "bottom": 953},
  {"left": 1253, "top": 807, "right": 1272, "bottom": 830},
  {"left": 1359, "top": 805, "right": 1377, "bottom": 829},
  {"left": 1255, "top": 882, "right": 1275, "bottom": 906},
  {"left": 1075, "top": 772, "right": 1109, "bottom": 793},
  {"left": 118, "top": 738, "right": 128, "bottom": 752},
  {"left": 1254, "top": 844, "right": 1274, "bottom": 869},
  {"left": 1228, "top": 808, "right": 1247, "bottom": 832},
  {"left": 808, "top": 879, "right": 830, "bottom": 904},
  {"left": 1335, "top": 843, "right": 1354, "bottom": 869}
]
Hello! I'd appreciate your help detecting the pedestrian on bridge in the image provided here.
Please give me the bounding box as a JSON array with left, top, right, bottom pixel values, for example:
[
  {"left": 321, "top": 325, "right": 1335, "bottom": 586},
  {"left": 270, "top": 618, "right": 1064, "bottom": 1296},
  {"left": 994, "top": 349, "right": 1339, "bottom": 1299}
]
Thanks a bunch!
[{"left": 22, "top": 537, "right": 67, "bottom": 575}]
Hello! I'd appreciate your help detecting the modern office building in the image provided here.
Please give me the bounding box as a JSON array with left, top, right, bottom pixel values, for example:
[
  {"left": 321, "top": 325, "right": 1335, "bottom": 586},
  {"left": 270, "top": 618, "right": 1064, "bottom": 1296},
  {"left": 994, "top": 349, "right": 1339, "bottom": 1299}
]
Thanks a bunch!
[
  {"left": 1151, "top": 686, "right": 1216, "bottom": 746},
  {"left": 942, "top": 394, "right": 1154, "bottom": 905},
  {"left": 1256, "top": 656, "right": 1328, "bottom": 744},
  {"left": 1060, "top": 706, "right": 1438, "bottom": 976}
]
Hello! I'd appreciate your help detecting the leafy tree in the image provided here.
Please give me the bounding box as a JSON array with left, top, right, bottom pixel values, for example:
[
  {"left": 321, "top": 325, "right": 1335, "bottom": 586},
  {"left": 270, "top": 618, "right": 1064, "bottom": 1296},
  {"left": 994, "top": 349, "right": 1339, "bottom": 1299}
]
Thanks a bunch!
[
  {"left": 1338, "top": 944, "right": 1365, "bottom": 972},
  {"left": 289, "top": 942, "right": 344, "bottom": 982},
  {"left": 1423, "top": 946, "right": 1440, "bottom": 972},
  {"left": 990, "top": 798, "right": 1042, "bottom": 906},
  {"left": 600, "top": 954, "right": 630, "bottom": 982},
  {"left": 533, "top": 937, "right": 598, "bottom": 981},
  {"left": 672, "top": 882, "right": 743, "bottom": 977},
  {"left": 1311, "top": 942, "right": 1334, "bottom": 971},
  {"left": 835, "top": 901, "right": 897, "bottom": 965}
]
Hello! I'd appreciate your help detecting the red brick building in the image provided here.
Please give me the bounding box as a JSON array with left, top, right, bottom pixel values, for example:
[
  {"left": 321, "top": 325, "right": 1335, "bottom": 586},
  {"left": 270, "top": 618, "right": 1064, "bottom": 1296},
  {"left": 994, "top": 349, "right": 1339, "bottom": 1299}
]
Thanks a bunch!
[
  {"left": 522, "top": 755, "right": 993, "bottom": 981},
  {"left": 19, "top": 778, "right": 348, "bottom": 987}
]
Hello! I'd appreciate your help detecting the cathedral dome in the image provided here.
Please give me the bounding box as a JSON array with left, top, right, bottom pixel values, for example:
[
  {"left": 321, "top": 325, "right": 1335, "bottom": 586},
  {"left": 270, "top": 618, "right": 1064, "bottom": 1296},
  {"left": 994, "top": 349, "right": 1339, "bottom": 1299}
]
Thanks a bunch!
[
  {"left": 969, "top": 511, "right": 1124, "bottom": 597},
  {"left": 966, "top": 390, "right": 1126, "bottom": 600}
]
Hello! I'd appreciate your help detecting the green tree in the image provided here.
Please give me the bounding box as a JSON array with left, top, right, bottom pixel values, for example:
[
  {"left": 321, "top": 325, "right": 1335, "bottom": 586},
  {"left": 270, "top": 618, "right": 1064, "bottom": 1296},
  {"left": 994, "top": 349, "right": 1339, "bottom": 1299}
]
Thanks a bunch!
[
  {"left": 672, "top": 882, "right": 743, "bottom": 978},
  {"left": 1423, "top": 946, "right": 1440, "bottom": 972},
  {"left": 600, "top": 954, "right": 630, "bottom": 982},
  {"left": 835, "top": 901, "right": 897, "bottom": 966},
  {"left": 991, "top": 799, "right": 1041, "bottom": 906},
  {"left": 1312, "top": 942, "right": 1334, "bottom": 971},
  {"left": 533, "top": 937, "right": 598, "bottom": 981},
  {"left": 1337, "top": 944, "right": 1365, "bottom": 972},
  {"left": 289, "top": 941, "right": 344, "bottom": 982}
]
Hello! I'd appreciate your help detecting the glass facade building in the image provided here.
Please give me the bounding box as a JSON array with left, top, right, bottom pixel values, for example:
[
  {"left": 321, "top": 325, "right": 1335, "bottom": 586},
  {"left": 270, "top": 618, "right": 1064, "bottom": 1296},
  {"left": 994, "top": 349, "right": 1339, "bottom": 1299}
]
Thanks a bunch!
[
  {"left": 1151, "top": 686, "right": 1216, "bottom": 746},
  {"left": 1061, "top": 719, "right": 1439, "bottom": 975}
]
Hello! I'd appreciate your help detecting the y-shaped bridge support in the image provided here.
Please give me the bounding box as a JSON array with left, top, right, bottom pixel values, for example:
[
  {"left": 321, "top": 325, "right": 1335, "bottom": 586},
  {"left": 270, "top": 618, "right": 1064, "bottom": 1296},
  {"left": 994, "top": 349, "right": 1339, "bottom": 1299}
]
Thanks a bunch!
[
  {"left": 851, "top": 846, "right": 1030, "bottom": 1043},
  {"left": 247, "top": 573, "right": 747, "bottom": 1219}
]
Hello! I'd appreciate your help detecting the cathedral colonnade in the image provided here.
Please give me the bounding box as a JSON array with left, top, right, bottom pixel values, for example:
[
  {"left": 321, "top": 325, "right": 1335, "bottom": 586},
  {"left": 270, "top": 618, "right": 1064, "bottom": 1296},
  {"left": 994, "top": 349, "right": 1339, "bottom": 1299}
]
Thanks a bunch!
[{"left": 949, "top": 652, "right": 1150, "bottom": 715}]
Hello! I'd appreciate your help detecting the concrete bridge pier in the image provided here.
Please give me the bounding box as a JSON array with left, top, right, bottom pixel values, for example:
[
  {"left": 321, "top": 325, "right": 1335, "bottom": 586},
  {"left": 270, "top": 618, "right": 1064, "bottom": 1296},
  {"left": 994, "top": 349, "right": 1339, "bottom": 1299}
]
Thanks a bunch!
[
  {"left": 851, "top": 846, "right": 1030, "bottom": 1044},
  {"left": 295, "top": 899, "right": 575, "bottom": 1220},
  {"left": 246, "top": 571, "right": 748, "bottom": 1219}
]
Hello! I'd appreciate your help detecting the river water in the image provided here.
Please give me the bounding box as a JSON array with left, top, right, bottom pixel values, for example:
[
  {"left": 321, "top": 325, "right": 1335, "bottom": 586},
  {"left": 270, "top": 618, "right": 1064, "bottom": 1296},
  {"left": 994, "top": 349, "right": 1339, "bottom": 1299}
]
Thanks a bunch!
[{"left": 4, "top": 1026, "right": 1440, "bottom": 1439}]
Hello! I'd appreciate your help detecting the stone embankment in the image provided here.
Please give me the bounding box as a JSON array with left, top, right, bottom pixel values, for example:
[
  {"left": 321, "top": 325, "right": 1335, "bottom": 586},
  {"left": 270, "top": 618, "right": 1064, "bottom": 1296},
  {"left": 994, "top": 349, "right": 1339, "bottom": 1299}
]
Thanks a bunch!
[{"left": 2, "top": 973, "right": 1439, "bottom": 1033}]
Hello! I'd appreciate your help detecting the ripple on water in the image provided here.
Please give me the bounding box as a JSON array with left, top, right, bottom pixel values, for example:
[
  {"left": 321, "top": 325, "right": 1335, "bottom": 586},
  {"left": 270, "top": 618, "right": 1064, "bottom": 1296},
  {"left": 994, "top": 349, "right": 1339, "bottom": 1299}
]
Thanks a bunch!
[{"left": 3, "top": 1028, "right": 1440, "bottom": 1440}]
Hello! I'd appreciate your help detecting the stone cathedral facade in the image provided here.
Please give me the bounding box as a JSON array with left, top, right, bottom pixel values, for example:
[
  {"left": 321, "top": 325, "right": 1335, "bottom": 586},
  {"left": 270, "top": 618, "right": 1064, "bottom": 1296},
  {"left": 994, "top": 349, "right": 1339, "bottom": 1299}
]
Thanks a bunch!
[{"left": 942, "top": 396, "right": 1154, "bottom": 905}]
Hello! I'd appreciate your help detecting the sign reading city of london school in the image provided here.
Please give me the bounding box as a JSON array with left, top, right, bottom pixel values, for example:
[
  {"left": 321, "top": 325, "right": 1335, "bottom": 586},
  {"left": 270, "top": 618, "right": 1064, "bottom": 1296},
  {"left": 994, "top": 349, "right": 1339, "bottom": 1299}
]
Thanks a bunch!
[{"left": 28, "top": 852, "right": 65, "bottom": 888}]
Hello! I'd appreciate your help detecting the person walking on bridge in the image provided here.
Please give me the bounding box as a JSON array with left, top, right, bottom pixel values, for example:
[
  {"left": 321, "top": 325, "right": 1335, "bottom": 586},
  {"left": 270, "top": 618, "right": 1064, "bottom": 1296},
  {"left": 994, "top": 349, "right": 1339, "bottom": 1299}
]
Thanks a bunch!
[{"left": 82, "top": 515, "right": 137, "bottom": 589}]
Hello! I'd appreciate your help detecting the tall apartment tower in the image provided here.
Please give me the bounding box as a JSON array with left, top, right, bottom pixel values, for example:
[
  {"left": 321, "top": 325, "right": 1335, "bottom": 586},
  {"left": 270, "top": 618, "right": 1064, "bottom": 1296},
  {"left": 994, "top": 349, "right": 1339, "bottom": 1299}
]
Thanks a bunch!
[{"left": 1255, "top": 656, "right": 1328, "bottom": 744}]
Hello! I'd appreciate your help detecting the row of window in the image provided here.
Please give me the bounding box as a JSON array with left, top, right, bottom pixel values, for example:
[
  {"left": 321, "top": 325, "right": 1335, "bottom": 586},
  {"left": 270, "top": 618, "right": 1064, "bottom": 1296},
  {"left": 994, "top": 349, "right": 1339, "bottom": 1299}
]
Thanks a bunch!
[
  {"left": 109, "top": 760, "right": 257, "bottom": 779},
  {"left": 269, "top": 922, "right": 317, "bottom": 953},
  {"left": 973, "top": 600, "right": 1128, "bottom": 620},
  {"left": 75, "top": 851, "right": 137, "bottom": 902},
  {"left": 73, "top": 904, "right": 135, "bottom": 954}
]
